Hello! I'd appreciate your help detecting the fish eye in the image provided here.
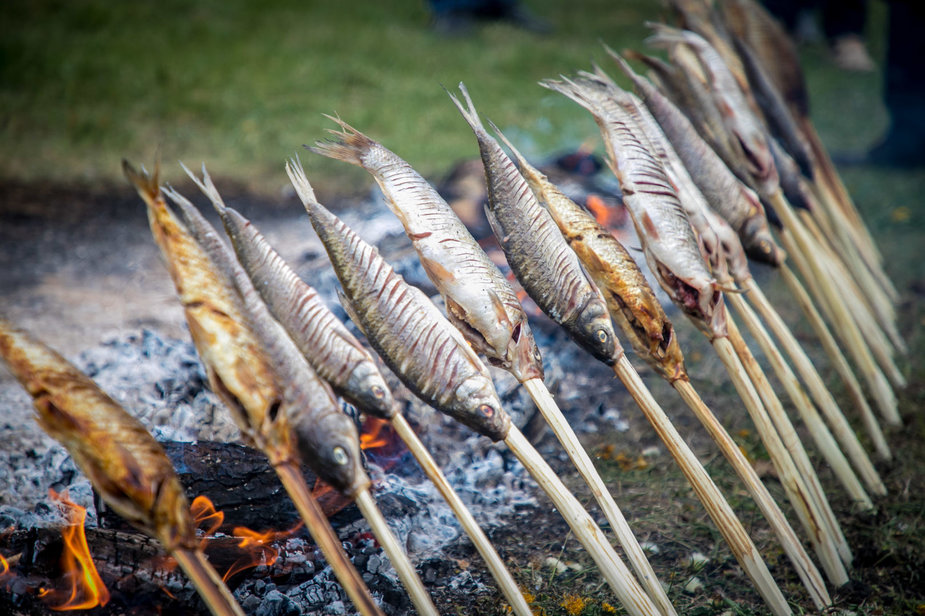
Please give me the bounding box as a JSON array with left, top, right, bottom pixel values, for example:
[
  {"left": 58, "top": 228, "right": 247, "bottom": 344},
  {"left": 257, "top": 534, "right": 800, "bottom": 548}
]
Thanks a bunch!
[
  {"left": 371, "top": 385, "right": 385, "bottom": 400},
  {"left": 478, "top": 404, "right": 494, "bottom": 418},
  {"left": 597, "top": 329, "right": 609, "bottom": 343},
  {"left": 332, "top": 446, "right": 349, "bottom": 466}
]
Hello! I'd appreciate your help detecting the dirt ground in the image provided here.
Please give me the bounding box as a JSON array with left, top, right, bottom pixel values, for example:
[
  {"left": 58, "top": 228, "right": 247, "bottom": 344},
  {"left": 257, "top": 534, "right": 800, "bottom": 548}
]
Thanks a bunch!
[{"left": 1, "top": 178, "right": 923, "bottom": 615}]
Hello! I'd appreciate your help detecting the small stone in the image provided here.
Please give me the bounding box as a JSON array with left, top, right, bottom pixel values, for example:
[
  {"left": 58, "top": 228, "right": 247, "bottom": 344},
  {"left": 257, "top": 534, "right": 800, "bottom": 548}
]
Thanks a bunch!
[
  {"left": 367, "top": 554, "right": 382, "bottom": 575},
  {"left": 684, "top": 576, "right": 705, "bottom": 594},
  {"left": 687, "top": 551, "right": 710, "bottom": 569},
  {"left": 324, "top": 600, "right": 347, "bottom": 615},
  {"left": 640, "top": 541, "right": 660, "bottom": 555},
  {"left": 641, "top": 446, "right": 661, "bottom": 457}
]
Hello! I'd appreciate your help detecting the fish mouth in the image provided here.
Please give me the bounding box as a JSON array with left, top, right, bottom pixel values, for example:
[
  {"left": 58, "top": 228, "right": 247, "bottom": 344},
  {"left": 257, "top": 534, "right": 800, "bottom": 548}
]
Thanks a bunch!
[
  {"left": 656, "top": 264, "right": 725, "bottom": 336},
  {"left": 505, "top": 320, "right": 545, "bottom": 383}
]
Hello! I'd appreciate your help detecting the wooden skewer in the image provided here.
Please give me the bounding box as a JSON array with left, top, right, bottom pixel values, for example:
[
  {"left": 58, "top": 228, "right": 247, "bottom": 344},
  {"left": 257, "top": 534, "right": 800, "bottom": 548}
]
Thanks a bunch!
[
  {"left": 502, "top": 424, "right": 664, "bottom": 616},
  {"left": 777, "top": 265, "right": 893, "bottom": 458},
  {"left": 610, "top": 358, "right": 792, "bottom": 616},
  {"left": 727, "top": 290, "right": 877, "bottom": 506},
  {"left": 520, "top": 378, "right": 676, "bottom": 616},
  {"left": 354, "top": 488, "right": 438, "bottom": 616},
  {"left": 772, "top": 193, "right": 900, "bottom": 425},
  {"left": 672, "top": 379, "right": 831, "bottom": 610},
  {"left": 724, "top": 316, "right": 853, "bottom": 568},
  {"left": 389, "top": 414, "right": 533, "bottom": 616},
  {"left": 274, "top": 463, "right": 385, "bottom": 616},
  {"left": 742, "top": 277, "right": 892, "bottom": 473},
  {"left": 711, "top": 335, "right": 849, "bottom": 586},
  {"left": 172, "top": 548, "right": 247, "bottom": 616}
]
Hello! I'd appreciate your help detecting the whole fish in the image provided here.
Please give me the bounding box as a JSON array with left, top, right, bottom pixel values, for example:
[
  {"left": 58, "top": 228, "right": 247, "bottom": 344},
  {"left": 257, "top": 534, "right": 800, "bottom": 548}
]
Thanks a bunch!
[
  {"left": 447, "top": 83, "right": 620, "bottom": 365},
  {"left": 491, "top": 127, "right": 687, "bottom": 382},
  {"left": 613, "top": 52, "right": 785, "bottom": 266},
  {"left": 176, "top": 164, "right": 396, "bottom": 421},
  {"left": 309, "top": 119, "right": 544, "bottom": 384},
  {"left": 541, "top": 74, "right": 726, "bottom": 339},
  {"left": 646, "top": 24, "right": 778, "bottom": 196},
  {"left": 287, "top": 159, "right": 510, "bottom": 442},
  {"left": 126, "top": 162, "right": 365, "bottom": 496},
  {"left": 0, "top": 319, "right": 196, "bottom": 553}
]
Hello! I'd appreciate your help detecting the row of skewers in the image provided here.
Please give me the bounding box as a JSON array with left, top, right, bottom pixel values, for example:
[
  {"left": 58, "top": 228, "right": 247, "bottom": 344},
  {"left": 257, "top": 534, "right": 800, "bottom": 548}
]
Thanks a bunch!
[{"left": 0, "top": 0, "right": 906, "bottom": 614}]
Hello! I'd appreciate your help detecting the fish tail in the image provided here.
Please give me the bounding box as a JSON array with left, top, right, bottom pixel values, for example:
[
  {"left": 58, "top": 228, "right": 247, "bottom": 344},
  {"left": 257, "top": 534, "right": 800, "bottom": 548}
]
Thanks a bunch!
[
  {"left": 178, "top": 162, "right": 229, "bottom": 217},
  {"left": 604, "top": 47, "right": 639, "bottom": 83},
  {"left": 486, "top": 119, "right": 529, "bottom": 170},
  {"left": 643, "top": 21, "right": 689, "bottom": 50},
  {"left": 446, "top": 82, "right": 487, "bottom": 136},
  {"left": 285, "top": 157, "right": 340, "bottom": 235},
  {"left": 539, "top": 76, "right": 601, "bottom": 118},
  {"left": 309, "top": 115, "right": 377, "bottom": 168},
  {"left": 122, "top": 158, "right": 162, "bottom": 209}
]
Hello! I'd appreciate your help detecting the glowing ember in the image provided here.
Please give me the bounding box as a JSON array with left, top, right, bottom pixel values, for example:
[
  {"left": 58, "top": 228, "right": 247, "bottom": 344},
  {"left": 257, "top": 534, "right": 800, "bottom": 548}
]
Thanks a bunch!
[
  {"left": 0, "top": 553, "right": 10, "bottom": 580},
  {"left": 586, "top": 194, "right": 626, "bottom": 230},
  {"left": 222, "top": 522, "right": 303, "bottom": 582},
  {"left": 37, "top": 489, "right": 110, "bottom": 611},
  {"left": 359, "top": 416, "right": 391, "bottom": 450}
]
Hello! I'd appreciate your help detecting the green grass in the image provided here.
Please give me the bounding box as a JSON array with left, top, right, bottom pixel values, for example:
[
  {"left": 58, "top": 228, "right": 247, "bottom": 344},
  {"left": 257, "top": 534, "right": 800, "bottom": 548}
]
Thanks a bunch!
[{"left": 0, "top": 0, "right": 671, "bottom": 195}]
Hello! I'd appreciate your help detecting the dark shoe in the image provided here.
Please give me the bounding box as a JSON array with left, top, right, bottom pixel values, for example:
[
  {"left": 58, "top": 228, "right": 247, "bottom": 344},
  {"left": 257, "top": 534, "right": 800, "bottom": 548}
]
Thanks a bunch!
[
  {"left": 500, "top": 6, "right": 553, "bottom": 34},
  {"left": 834, "top": 131, "right": 925, "bottom": 168},
  {"left": 431, "top": 11, "right": 474, "bottom": 36}
]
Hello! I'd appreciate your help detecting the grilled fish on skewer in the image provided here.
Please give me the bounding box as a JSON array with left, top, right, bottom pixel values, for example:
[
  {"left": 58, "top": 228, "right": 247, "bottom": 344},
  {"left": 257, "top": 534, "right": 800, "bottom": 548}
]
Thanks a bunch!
[
  {"left": 309, "top": 119, "right": 543, "bottom": 384},
  {"left": 540, "top": 74, "right": 725, "bottom": 339},
  {"left": 447, "top": 83, "right": 619, "bottom": 366},
  {"left": 177, "top": 164, "right": 396, "bottom": 420},
  {"left": 612, "top": 51, "right": 784, "bottom": 266},
  {"left": 0, "top": 320, "right": 246, "bottom": 616},
  {"left": 287, "top": 158, "right": 664, "bottom": 616},
  {"left": 124, "top": 161, "right": 383, "bottom": 616}
]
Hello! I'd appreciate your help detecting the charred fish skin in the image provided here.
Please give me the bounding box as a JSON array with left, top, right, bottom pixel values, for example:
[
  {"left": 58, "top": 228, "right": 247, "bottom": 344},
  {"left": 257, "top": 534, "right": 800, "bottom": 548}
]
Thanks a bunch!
[
  {"left": 309, "top": 118, "right": 544, "bottom": 384},
  {"left": 612, "top": 52, "right": 785, "bottom": 267},
  {"left": 161, "top": 174, "right": 367, "bottom": 497},
  {"left": 446, "top": 83, "right": 620, "bottom": 366},
  {"left": 540, "top": 75, "right": 726, "bottom": 339},
  {"left": 0, "top": 319, "right": 196, "bottom": 553},
  {"left": 287, "top": 160, "right": 511, "bottom": 442},
  {"left": 491, "top": 127, "right": 688, "bottom": 382},
  {"left": 176, "top": 165, "right": 396, "bottom": 421}
]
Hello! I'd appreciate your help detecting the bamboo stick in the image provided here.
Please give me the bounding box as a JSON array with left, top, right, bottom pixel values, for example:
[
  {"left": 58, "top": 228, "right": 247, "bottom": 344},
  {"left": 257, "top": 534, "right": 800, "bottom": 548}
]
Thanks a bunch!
[
  {"left": 773, "top": 195, "right": 900, "bottom": 425},
  {"left": 727, "top": 291, "right": 877, "bottom": 506},
  {"left": 743, "top": 277, "right": 892, "bottom": 470},
  {"left": 672, "top": 379, "right": 831, "bottom": 610},
  {"left": 354, "top": 488, "right": 438, "bottom": 616},
  {"left": 172, "top": 549, "right": 247, "bottom": 616},
  {"left": 390, "top": 414, "right": 533, "bottom": 616},
  {"left": 274, "top": 463, "right": 386, "bottom": 616},
  {"left": 502, "top": 424, "right": 665, "bottom": 616},
  {"left": 520, "top": 378, "right": 675, "bottom": 616},
  {"left": 610, "top": 358, "right": 792, "bottom": 616},
  {"left": 711, "top": 336, "right": 848, "bottom": 586},
  {"left": 778, "top": 265, "right": 893, "bottom": 458},
  {"left": 724, "top": 317, "right": 853, "bottom": 567}
]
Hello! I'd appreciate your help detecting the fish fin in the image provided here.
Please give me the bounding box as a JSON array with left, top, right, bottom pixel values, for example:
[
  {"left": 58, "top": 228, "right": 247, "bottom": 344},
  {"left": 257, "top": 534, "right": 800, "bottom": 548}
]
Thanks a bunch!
[
  {"left": 482, "top": 204, "right": 507, "bottom": 246},
  {"left": 445, "top": 82, "right": 488, "bottom": 135},
  {"left": 419, "top": 253, "right": 456, "bottom": 285},
  {"left": 336, "top": 289, "right": 368, "bottom": 337},
  {"left": 487, "top": 288, "right": 513, "bottom": 330},
  {"left": 309, "top": 115, "right": 376, "bottom": 168},
  {"left": 643, "top": 22, "right": 689, "bottom": 50},
  {"left": 122, "top": 158, "right": 162, "bottom": 209}
]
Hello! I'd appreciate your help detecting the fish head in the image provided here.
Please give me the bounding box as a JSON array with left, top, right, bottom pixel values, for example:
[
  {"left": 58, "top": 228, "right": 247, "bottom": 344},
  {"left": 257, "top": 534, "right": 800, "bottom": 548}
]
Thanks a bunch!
[
  {"left": 450, "top": 374, "right": 511, "bottom": 442},
  {"left": 743, "top": 225, "right": 785, "bottom": 267},
  {"left": 345, "top": 363, "right": 397, "bottom": 419},
  {"left": 506, "top": 318, "right": 545, "bottom": 383},
  {"left": 294, "top": 410, "right": 368, "bottom": 496},
  {"left": 575, "top": 298, "right": 621, "bottom": 365}
]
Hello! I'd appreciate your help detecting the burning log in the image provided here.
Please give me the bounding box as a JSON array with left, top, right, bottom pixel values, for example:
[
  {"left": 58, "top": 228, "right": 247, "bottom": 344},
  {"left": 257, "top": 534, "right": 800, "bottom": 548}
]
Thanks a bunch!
[
  {"left": 289, "top": 160, "right": 664, "bottom": 616},
  {"left": 0, "top": 319, "right": 244, "bottom": 616},
  {"left": 124, "top": 162, "right": 386, "bottom": 616}
]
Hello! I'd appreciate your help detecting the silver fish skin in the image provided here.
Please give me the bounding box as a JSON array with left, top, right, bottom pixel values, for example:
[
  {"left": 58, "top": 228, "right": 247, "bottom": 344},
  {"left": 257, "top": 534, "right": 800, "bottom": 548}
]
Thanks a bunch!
[
  {"left": 647, "top": 24, "right": 778, "bottom": 195},
  {"left": 161, "top": 177, "right": 367, "bottom": 497},
  {"left": 309, "top": 118, "right": 544, "bottom": 384},
  {"left": 613, "top": 51, "right": 785, "bottom": 267},
  {"left": 541, "top": 74, "right": 726, "bottom": 339},
  {"left": 447, "top": 83, "right": 620, "bottom": 366},
  {"left": 286, "top": 159, "right": 510, "bottom": 442},
  {"left": 176, "top": 165, "right": 396, "bottom": 421}
]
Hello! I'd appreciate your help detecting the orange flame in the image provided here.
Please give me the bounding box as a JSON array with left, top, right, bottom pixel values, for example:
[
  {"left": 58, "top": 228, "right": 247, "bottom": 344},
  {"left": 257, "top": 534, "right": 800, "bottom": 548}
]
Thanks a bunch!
[
  {"left": 587, "top": 194, "right": 623, "bottom": 229},
  {"left": 0, "top": 553, "right": 10, "bottom": 579},
  {"left": 359, "top": 416, "right": 391, "bottom": 450},
  {"left": 37, "top": 489, "right": 110, "bottom": 611},
  {"left": 222, "top": 522, "right": 303, "bottom": 582},
  {"left": 191, "top": 495, "right": 225, "bottom": 540}
]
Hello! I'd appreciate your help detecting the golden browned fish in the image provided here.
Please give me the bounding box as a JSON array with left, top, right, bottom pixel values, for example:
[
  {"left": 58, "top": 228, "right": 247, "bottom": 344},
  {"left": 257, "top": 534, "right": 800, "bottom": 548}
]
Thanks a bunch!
[
  {"left": 541, "top": 74, "right": 727, "bottom": 339},
  {"left": 447, "top": 83, "right": 620, "bottom": 365},
  {"left": 126, "top": 162, "right": 365, "bottom": 496},
  {"left": 492, "top": 127, "right": 687, "bottom": 382},
  {"left": 0, "top": 320, "right": 196, "bottom": 552},
  {"left": 287, "top": 159, "right": 510, "bottom": 442},
  {"left": 309, "top": 119, "right": 544, "bottom": 383},
  {"left": 176, "top": 164, "right": 396, "bottom": 421}
]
